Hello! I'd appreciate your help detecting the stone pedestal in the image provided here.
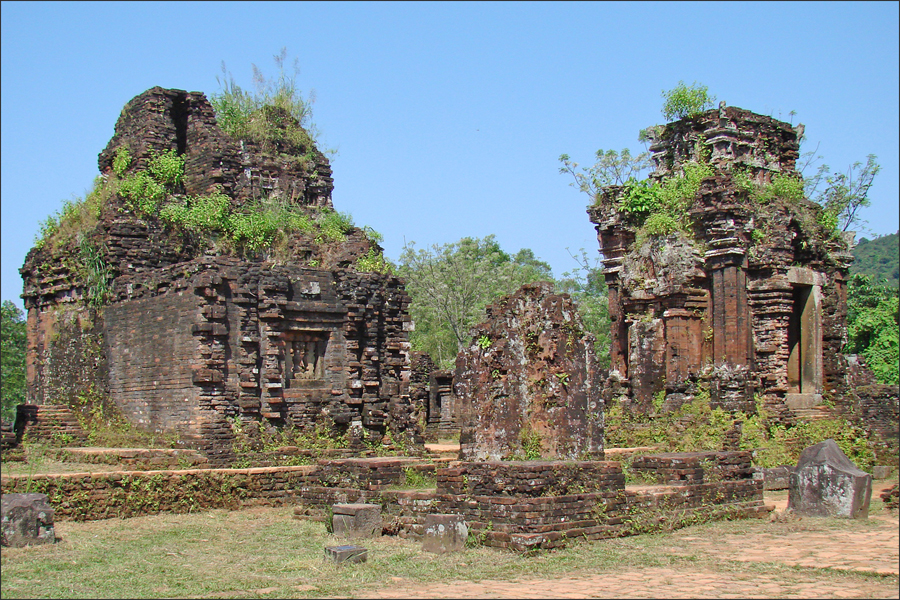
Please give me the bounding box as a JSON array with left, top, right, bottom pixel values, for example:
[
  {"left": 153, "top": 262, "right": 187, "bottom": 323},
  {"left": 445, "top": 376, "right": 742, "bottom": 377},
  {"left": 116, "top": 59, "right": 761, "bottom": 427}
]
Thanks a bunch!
[
  {"left": 788, "top": 439, "right": 872, "bottom": 519},
  {"left": 422, "top": 514, "right": 467, "bottom": 554},
  {"left": 1, "top": 493, "right": 56, "bottom": 548},
  {"left": 331, "top": 503, "right": 381, "bottom": 538}
]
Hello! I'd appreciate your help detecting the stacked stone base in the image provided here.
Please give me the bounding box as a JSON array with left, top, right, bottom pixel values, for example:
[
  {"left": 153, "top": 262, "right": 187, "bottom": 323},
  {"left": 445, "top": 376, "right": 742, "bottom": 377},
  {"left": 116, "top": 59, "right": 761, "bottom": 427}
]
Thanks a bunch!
[
  {"left": 15, "top": 405, "right": 89, "bottom": 445},
  {"left": 294, "top": 452, "right": 768, "bottom": 550},
  {"left": 1, "top": 452, "right": 768, "bottom": 551}
]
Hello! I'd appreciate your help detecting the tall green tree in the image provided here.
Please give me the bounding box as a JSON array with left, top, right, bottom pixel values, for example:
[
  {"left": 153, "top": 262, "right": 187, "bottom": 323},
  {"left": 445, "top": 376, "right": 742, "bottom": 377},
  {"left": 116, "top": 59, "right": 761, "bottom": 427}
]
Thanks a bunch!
[
  {"left": 845, "top": 274, "right": 899, "bottom": 385},
  {"left": 398, "top": 236, "right": 552, "bottom": 368},
  {"left": 555, "top": 248, "right": 610, "bottom": 369},
  {"left": 801, "top": 154, "right": 881, "bottom": 233},
  {"left": 1, "top": 300, "right": 27, "bottom": 421}
]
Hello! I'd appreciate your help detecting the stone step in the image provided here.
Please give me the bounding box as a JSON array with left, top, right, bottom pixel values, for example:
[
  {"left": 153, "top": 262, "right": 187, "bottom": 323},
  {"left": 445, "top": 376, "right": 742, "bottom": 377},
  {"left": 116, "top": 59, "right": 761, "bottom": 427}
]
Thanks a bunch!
[
  {"left": 18, "top": 404, "right": 90, "bottom": 444},
  {"left": 790, "top": 406, "right": 837, "bottom": 421}
]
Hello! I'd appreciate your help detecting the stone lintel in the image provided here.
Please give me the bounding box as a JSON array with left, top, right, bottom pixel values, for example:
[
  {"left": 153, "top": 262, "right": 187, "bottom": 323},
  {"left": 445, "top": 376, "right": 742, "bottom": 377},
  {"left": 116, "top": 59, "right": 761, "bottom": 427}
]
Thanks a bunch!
[{"left": 786, "top": 266, "right": 825, "bottom": 287}]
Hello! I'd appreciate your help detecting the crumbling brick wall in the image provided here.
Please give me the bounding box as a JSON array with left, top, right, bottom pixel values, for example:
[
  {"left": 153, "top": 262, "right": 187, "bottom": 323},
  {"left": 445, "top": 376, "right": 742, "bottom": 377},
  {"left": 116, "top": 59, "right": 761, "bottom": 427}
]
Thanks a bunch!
[
  {"left": 588, "top": 106, "right": 859, "bottom": 417},
  {"left": 19, "top": 87, "right": 420, "bottom": 461},
  {"left": 454, "top": 282, "right": 603, "bottom": 461}
]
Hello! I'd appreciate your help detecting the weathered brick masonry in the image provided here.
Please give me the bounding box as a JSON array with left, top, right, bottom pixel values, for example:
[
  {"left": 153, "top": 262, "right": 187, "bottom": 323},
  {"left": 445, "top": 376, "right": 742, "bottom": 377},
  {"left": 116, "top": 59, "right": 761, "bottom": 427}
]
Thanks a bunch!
[
  {"left": 588, "top": 105, "right": 898, "bottom": 459},
  {"left": 454, "top": 282, "right": 603, "bottom": 461},
  {"left": 19, "top": 87, "right": 420, "bottom": 461},
  {"left": 1, "top": 453, "right": 767, "bottom": 550},
  {"left": 294, "top": 452, "right": 766, "bottom": 550}
]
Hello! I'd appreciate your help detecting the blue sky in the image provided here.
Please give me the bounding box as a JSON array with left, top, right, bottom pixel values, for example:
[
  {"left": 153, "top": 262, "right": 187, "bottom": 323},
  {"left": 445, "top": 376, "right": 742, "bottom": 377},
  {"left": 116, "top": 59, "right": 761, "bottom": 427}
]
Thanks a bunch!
[{"left": 2, "top": 1, "right": 898, "bottom": 311}]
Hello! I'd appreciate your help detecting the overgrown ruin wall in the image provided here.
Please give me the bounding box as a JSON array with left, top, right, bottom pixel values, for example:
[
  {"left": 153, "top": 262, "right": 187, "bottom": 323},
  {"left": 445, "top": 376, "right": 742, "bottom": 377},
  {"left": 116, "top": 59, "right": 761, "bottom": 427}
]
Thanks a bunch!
[
  {"left": 19, "top": 87, "right": 419, "bottom": 462},
  {"left": 454, "top": 282, "right": 603, "bottom": 461},
  {"left": 2, "top": 452, "right": 767, "bottom": 552},
  {"left": 588, "top": 104, "right": 898, "bottom": 461},
  {"left": 591, "top": 107, "right": 851, "bottom": 410}
]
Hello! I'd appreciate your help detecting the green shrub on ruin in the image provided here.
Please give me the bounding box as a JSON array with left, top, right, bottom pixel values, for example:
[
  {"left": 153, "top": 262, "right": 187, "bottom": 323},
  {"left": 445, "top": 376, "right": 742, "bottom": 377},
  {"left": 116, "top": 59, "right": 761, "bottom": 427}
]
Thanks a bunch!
[
  {"left": 605, "top": 390, "right": 875, "bottom": 472},
  {"left": 77, "top": 238, "right": 113, "bottom": 307},
  {"left": 752, "top": 172, "right": 805, "bottom": 204},
  {"left": 112, "top": 146, "right": 132, "bottom": 177},
  {"left": 146, "top": 148, "right": 185, "bottom": 188},
  {"left": 356, "top": 247, "right": 395, "bottom": 274},
  {"left": 34, "top": 176, "right": 110, "bottom": 251},
  {"left": 661, "top": 81, "right": 716, "bottom": 121},
  {"left": 314, "top": 209, "right": 354, "bottom": 242},
  {"left": 210, "top": 48, "right": 321, "bottom": 159},
  {"left": 620, "top": 161, "right": 713, "bottom": 249}
]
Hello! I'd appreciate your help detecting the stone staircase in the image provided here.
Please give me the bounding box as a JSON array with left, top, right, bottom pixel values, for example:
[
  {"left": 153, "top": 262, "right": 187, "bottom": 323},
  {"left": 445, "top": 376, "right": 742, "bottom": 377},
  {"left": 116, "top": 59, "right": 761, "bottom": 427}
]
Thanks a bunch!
[
  {"left": 17, "top": 404, "right": 90, "bottom": 445},
  {"left": 790, "top": 404, "right": 839, "bottom": 422}
]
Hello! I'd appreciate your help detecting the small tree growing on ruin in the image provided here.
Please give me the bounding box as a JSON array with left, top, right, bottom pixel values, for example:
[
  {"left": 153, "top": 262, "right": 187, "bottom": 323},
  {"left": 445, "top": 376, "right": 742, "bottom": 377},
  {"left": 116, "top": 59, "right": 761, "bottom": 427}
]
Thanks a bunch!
[{"left": 660, "top": 80, "right": 716, "bottom": 121}]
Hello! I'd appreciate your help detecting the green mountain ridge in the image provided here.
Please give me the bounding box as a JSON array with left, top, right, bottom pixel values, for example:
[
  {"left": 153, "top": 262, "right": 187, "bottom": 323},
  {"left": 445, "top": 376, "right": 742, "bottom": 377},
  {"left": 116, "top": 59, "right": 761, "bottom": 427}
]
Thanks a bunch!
[{"left": 851, "top": 231, "right": 899, "bottom": 288}]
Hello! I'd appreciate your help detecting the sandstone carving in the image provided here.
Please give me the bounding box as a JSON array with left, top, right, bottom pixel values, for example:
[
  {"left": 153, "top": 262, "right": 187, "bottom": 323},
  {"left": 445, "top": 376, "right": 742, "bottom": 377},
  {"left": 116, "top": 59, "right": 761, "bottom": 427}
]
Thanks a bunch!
[{"left": 788, "top": 438, "right": 872, "bottom": 518}]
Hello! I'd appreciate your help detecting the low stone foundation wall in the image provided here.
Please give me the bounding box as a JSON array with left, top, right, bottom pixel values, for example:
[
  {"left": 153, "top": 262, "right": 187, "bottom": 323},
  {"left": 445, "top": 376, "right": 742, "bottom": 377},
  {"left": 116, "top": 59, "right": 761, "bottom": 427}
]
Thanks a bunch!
[
  {"left": 436, "top": 461, "right": 624, "bottom": 496},
  {"left": 1, "top": 452, "right": 768, "bottom": 550},
  {"left": 629, "top": 451, "right": 754, "bottom": 484},
  {"left": 294, "top": 480, "right": 766, "bottom": 549},
  {"left": 50, "top": 447, "right": 209, "bottom": 470},
  {"left": 1, "top": 466, "right": 318, "bottom": 520},
  {"left": 294, "top": 452, "right": 767, "bottom": 550},
  {"left": 316, "top": 457, "right": 431, "bottom": 490}
]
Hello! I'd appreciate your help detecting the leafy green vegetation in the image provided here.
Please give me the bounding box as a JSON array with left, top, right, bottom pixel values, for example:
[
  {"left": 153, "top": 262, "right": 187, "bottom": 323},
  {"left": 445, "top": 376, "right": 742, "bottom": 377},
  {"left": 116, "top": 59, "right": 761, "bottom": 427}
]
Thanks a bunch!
[
  {"left": 555, "top": 248, "right": 610, "bottom": 369},
  {"left": 33, "top": 176, "right": 110, "bottom": 252},
  {"left": 851, "top": 232, "right": 898, "bottom": 288},
  {"left": 660, "top": 81, "right": 716, "bottom": 121},
  {"left": 801, "top": 153, "right": 881, "bottom": 233},
  {"left": 1, "top": 301, "right": 27, "bottom": 421},
  {"left": 210, "top": 47, "right": 320, "bottom": 157},
  {"left": 621, "top": 161, "right": 714, "bottom": 248},
  {"left": 558, "top": 148, "right": 652, "bottom": 201},
  {"left": 355, "top": 247, "right": 395, "bottom": 274},
  {"left": 605, "top": 391, "right": 876, "bottom": 471},
  {"left": 845, "top": 274, "right": 899, "bottom": 385},
  {"left": 398, "top": 236, "right": 553, "bottom": 368}
]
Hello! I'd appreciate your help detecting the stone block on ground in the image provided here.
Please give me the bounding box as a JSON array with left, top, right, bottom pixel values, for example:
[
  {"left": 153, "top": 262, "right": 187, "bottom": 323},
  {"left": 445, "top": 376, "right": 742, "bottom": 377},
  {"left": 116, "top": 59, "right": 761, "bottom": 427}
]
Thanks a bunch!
[
  {"left": 1, "top": 493, "right": 57, "bottom": 548},
  {"left": 788, "top": 438, "right": 872, "bottom": 519},
  {"left": 422, "top": 514, "right": 467, "bottom": 554},
  {"left": 871, "top": 465, "right": 893, "bottom": 479},
  {"left": 331, "top": 503, "right": 381, "bottom": 538},
  {"left": 880, "top": 483, "right": 898, "bottom": 510},
  {"left": 324, "top": 544, "right": 368, "bottom": 564},
  {"left": 510, "top": 533, "right": 545, "bottom": 554},
  {"left": 752, "top": 465, "right": 794, "bottom": 490}
]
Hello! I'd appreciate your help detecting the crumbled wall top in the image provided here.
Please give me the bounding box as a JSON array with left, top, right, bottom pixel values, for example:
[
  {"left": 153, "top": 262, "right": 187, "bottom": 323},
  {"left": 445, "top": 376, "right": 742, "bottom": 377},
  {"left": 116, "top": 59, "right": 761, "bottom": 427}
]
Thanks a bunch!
[{"left": 21, "top": 87, "right": 379, "bottom": 309}]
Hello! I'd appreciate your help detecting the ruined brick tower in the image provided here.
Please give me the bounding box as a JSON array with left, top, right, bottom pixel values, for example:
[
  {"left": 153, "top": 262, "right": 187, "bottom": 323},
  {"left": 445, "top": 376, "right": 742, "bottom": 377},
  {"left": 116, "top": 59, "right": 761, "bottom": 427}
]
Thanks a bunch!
[
  {"left": 589, "top": 105, "right": 857, "bottom": 417},
  {"left": 20, "top": 87, "right": 419, "bottom": 463}
]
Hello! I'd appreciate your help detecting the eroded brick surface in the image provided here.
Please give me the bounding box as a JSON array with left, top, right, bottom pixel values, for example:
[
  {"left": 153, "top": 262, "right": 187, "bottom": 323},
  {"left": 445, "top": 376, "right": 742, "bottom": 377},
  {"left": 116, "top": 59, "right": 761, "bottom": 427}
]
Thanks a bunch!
[
  {"left": 454, "top": 282, "right": 603, "bottom": 461},
  {"left": 18, "top": 87, "right": 421, "bottom": 462}
]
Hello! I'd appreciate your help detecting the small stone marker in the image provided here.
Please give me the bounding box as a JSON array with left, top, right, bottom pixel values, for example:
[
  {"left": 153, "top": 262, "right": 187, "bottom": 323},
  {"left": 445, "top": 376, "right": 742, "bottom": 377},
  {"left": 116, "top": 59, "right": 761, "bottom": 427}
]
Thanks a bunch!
[
  {"left": 331, "top": 503, "right": 381, "bottom": 538},
  {"left": 422, "top": 514, "right": 467, "bottom": 554},
  {"left": 788, "top": 438, "right": 872, "bottom": 519},
  {"left": 872, "top": 465, "right": 892, "bottom": 479},
  {"left": 1, "top": 493, "right": 57, "bottom": 548},
  {"left": 324, "top": 544, "right": 368, "bottom": 564}
]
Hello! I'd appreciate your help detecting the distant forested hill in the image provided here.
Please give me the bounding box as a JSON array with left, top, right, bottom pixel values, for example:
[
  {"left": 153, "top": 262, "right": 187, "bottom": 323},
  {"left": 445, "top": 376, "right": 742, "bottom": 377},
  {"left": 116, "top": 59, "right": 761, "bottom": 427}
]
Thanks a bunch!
[{"left": 851, "top": 232, "right": 899, "bottom": 288}]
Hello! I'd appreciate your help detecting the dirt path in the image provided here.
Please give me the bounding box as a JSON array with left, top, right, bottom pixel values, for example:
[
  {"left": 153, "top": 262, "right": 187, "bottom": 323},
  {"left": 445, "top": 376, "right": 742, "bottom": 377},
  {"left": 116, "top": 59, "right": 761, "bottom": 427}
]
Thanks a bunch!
[{"left": 362, "top": 493, "right": 899, "bottom": 599}]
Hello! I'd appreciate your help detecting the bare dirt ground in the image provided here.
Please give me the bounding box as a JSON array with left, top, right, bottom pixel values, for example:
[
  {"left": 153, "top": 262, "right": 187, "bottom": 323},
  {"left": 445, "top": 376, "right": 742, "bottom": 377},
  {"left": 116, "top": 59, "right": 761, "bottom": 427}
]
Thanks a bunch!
[{"left": 362, "top": 486, "right": 900, "bottom": 599}]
